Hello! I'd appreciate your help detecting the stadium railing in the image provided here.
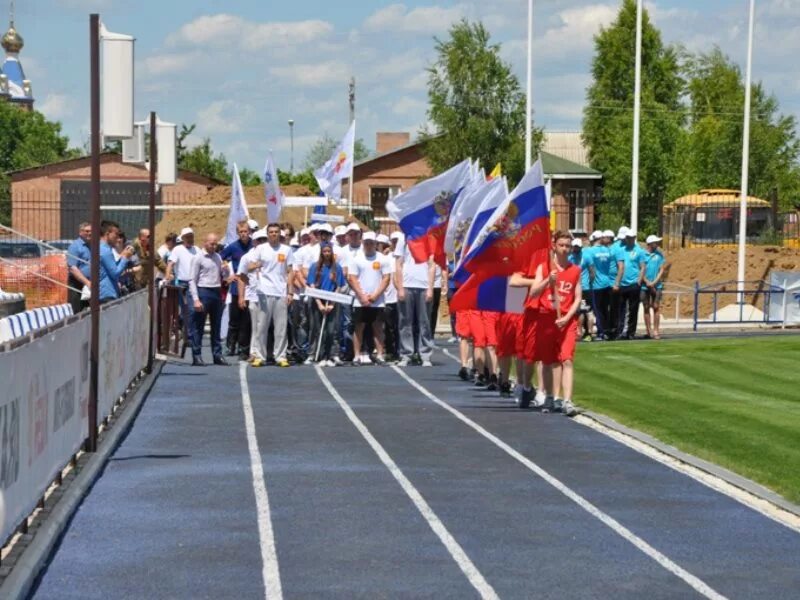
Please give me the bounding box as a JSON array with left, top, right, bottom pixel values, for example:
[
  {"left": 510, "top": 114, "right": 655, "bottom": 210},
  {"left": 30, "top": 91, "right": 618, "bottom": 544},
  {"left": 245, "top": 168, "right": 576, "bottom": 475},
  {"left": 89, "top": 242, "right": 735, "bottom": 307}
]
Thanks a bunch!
[{"left": 692, "top": 280, "right": 786, "bottom": 330}]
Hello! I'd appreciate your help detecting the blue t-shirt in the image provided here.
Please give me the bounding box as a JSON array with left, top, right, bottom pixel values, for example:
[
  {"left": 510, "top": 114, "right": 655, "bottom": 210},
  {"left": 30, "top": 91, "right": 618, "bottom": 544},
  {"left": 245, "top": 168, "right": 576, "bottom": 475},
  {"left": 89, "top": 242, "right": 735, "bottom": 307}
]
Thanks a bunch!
[
  {"left": 67, "top": 237, "right": 92, "bottom": 280},
  {"left": 307, "top": 262, "right": 345, "bottom": 292},
  {"left": 643, "top": 249, "right": 666, "bottom": 289},
  {"left": 589, "top": 245, "right": 614, "bottom": 290},
  {"left": 614, "top": 243, "right": 647, "bottom": 287},
  {"left": 98, "top": 241, "right": 128, "bottom": 301},
  {"left": 568, "top": 249, "right": 592, "bottom": 291},
  {"left": 220, "top": 239, "right": 252, "bottom": 296}
]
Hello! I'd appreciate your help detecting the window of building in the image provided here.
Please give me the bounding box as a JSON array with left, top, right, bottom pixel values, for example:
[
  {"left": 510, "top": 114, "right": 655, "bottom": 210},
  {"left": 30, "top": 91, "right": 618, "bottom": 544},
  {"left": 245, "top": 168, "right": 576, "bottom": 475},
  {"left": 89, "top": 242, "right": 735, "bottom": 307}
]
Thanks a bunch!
[
  {"left": 370, "top": 186, "right": 401, "bottom": 217},
  {"left": 568, "top": 189, "right": 588, "bottom": 232}
]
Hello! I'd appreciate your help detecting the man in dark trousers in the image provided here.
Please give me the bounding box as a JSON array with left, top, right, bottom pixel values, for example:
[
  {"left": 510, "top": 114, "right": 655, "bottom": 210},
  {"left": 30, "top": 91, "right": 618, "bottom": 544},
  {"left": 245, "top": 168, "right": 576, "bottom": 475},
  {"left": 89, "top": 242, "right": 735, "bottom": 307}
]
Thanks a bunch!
[
  {"left": 220, "top": 220, "right": 253, "bottom": 359},
  {"left": 66, "top": 222, "right": 92, "bottom": 313},
  {"left": 189, "top": 233, "right": 229, "bottom": 366}
]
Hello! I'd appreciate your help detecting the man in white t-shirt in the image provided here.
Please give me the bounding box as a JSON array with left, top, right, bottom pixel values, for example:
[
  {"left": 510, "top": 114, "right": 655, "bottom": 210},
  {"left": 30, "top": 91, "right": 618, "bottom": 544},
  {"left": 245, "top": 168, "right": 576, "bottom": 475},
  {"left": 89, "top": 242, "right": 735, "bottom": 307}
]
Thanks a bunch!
[
  {"left": 394, "top": 233, "right": 435, "bottom": 367},
  {"left": 248, "top": 223, "right": 294, "bottom": 367},
  {"left": 166, "top": 227, "right": 199, "bottom": 351},
  {"left": 378, "top": 234, "right": 400, "bottom": 361},
  {"left": 337, "top": 222, "right": 362, "bottom": 361},
  {"left": 348, "top": 232, "right": 391, "bottom": 365},
  {"left": 238, "top": 229, "right": 267, "bottom": 362}
]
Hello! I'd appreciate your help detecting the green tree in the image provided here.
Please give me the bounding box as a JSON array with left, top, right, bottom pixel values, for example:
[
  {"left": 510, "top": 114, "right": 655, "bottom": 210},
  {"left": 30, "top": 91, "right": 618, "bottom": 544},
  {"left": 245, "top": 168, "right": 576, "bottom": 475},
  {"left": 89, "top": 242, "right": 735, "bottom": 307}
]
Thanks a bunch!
[
  {"left": 582, "top": 0, "right": 685, "bottom": 226},
  {"left": 683, "top": 48, "right": 800, "bottom": 206},
  {"left": 421, "top": 19, "right": 538, "bottom": 186},
  {"left": 278, "top": 169, "right": 320, "bottom": 194},
  {"left": 238, "top": 168, "right": 262, "bottom": 186},
  {"left": 0, "top": 102, "right": 78, "bottom": 224},
  {"left": 177, "top": 136, "right": 230, "bottom": 183},
  {"left": 303, "top": 133, "right": 370, "bottom": 171}
]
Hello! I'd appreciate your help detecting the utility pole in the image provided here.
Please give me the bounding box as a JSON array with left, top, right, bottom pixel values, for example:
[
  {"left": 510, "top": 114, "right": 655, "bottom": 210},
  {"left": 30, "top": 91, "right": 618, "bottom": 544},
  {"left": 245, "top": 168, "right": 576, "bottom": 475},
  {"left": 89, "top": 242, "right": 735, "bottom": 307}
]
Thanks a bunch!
[{"left": 348, "top": 77, "right": 355, "bottom": 215}]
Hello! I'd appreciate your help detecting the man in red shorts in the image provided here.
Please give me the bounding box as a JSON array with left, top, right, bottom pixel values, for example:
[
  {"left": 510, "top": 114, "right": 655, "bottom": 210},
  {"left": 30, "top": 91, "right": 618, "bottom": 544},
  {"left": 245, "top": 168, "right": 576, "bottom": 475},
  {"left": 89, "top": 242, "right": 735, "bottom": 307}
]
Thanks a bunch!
[
  {"left": 454, "top": 309, "right": 473, "bottom": 381},
  {"left": 469, "top": 310, "right": 499, "bottom": 390},
  {"left": 533, "top": 230, "right": 582, "bottom": 416},
  {"left": 496, "top": 311, "right": 523, "bottom": 398}
]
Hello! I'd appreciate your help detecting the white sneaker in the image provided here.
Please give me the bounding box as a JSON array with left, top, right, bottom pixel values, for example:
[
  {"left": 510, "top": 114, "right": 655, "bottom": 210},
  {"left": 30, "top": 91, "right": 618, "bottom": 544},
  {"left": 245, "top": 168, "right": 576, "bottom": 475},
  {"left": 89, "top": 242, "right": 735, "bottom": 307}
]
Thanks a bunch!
[
  {"left": 360, "top": 354, "right": 372, "bottom": 365},
  {"left": 397, "top": 358, "right": 410, "bottom": 367},
  {"left": 304, "top": 357, "right": 314, "bottom": 366},
  {"left": 421, "top": 360, "right": 433, "bottom": 367},
  {"left": 332, "top": 356, "right": 343, "bottom": 365},
  {"left": 447, "top": 337, "right": 457, "bottom": 344},
  {"left": 533, "top": 390, "right": 546, "bottom": 408}
]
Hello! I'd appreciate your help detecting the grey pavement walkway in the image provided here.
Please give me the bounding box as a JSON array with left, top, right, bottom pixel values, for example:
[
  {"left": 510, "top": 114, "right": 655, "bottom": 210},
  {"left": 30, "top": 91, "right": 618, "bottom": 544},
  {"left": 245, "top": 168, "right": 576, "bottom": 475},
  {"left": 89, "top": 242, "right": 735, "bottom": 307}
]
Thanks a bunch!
[{"left": 30, "top": 347, "right": 800, "bottom": 599}]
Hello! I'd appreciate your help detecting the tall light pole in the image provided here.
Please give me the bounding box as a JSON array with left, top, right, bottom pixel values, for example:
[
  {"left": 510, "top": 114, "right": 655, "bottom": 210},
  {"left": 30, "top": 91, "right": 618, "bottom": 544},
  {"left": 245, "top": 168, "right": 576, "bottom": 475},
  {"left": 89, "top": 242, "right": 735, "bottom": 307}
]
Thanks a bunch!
[
  {"left": 631, "top": 0, "right": 643, "bottom": 233},
  {"left": 737, "top": 0, "right": 756, "bottom": 301},
  {"left": 525, "top": 0, "right": 533, "bottom": 170},
  {"left": 288, "top": 118, "right": 295, "bottom": 174}
]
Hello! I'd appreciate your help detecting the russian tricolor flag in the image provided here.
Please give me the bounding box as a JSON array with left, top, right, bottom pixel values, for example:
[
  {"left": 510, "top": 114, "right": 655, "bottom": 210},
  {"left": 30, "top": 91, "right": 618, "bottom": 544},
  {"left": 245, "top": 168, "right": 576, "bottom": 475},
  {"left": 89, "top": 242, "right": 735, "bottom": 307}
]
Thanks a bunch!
[
  {"left": 449, "top": 274, "right": 527, "bottom": 314},
  {"left": 451, "top": 159, "right": 551, "bottom": 309},
  {"left": 387, "top": 159, "right": 471, "bottom": 267}
]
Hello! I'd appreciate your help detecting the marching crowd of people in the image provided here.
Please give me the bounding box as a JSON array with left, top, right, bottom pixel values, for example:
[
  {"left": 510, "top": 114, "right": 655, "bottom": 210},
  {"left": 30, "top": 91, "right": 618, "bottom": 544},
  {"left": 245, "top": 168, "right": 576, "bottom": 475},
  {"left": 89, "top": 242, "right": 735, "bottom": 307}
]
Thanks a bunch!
[{"left": 63, "top": 217, "right": 667, "bottom": 416}]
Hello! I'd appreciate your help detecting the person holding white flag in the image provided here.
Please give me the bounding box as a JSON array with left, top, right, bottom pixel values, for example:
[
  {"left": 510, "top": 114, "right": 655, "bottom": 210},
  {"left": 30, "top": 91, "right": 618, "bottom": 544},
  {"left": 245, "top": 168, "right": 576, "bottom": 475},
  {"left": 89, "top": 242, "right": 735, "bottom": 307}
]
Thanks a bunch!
[
  {"left": 224, "top": 163, "right": 249, "bottom": 245},
  {"left": 263, "top": 152, "right": 284, "bottom": 225},
  {"left": 314, "top": 122, "right": 355, "bottom": 203}
]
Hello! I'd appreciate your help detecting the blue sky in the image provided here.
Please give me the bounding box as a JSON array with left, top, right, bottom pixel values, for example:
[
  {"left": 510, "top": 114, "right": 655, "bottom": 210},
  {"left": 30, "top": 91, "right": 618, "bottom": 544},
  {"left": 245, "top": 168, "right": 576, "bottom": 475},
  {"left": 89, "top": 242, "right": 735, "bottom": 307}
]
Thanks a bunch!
[{"left": 11, "top": 0, "right": 800, "bottom": 173}]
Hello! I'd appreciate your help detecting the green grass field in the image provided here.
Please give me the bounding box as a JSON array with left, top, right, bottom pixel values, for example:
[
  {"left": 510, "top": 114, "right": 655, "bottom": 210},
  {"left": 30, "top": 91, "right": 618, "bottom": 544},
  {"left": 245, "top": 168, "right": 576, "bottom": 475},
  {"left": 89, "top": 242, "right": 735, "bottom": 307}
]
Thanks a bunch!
[{"left": 574, "top": 335, "right": 800, "bottom": 505}]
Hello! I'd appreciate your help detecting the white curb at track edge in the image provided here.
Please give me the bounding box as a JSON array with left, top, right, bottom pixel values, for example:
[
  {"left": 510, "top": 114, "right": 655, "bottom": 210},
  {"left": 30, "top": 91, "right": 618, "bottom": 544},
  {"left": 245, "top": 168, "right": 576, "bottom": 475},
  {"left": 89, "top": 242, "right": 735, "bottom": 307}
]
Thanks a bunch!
[
  {"left": 575, "top": 411, "right": 800, "bottom": 529},
  {"left": 0, "top": 361, "right": 165, "bottom": 600}
]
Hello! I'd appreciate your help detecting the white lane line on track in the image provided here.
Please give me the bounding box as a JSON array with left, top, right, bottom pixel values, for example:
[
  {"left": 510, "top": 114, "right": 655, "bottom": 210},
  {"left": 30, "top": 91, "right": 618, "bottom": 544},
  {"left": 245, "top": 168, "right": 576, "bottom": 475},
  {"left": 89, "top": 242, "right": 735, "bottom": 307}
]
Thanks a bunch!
[
  {"left": 239, "top": 362, "right": 284, "bottom": 600},
  {"left": 315, "top": 366, "right": 499, "bottom": 600},
  {"left": 391, "top": 365, "right": 728, "bottom": 600},
  {"left": 442, "top": 347, "right": 460, "bottom": 364}
]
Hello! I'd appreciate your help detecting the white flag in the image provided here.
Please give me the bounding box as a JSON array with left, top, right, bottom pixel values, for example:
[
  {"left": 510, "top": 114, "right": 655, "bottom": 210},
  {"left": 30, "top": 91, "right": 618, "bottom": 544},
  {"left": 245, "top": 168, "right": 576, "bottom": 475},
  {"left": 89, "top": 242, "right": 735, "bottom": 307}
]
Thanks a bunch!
[
  {"left": 224, "top": 163, "right": 249, "bottom": 245},
  {"left": 263, "top": 152, "right": 284, "bottom": 225},
  {"left": 314, "top": 121, "right": 355, "bottom": 202}
]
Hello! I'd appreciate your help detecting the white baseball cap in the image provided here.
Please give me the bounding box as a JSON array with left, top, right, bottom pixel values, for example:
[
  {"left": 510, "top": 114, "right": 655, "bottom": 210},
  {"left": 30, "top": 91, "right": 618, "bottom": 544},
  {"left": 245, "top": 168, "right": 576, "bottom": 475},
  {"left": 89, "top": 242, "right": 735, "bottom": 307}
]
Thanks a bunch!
[
  {"left": 252, "top": 229, "right": 268, "bottom": 241},
  {"left": 390, "top": 231, "right": 404, "bottom": 240},
  {"left": 300, "top": 228, "right": 311, "bottom": 237},
  {"left": 603, "top": 230, "right": 615, "bottom": 239},
  {"left": 309, "top": 222, "right": 322, "bottom": 231},
  {"left": 617, "top": 226, "right": 630, "bottom": 240},
  {"left": 646, "top": 234, "right": 663, "bottom": 244},
  {"left": 334, "top": 225, "right": 347, "bottom": 236},
  {"left": 180, "top": 227, "right": 194, "bottom": 239},
  {"left": 317, "top": 223, "right": 334, "bottom": 234},
  {"left": 571, "top": 238, "right": 583, "bottom": 247},
  {"left": 625, "top": 229, "right": 637, "bottom": 238},
  {"left": 376, "top": 234, "right": 390, "bottom": 245},
  {"left": 346, "top": 223, "right": 361, "bottom": 233},
  {"left": 247, "top": 219, "right": 259, "bottom": 231},
  {"left": 590, "top": 230, "right": 602, "bottom": 241},
  {"left": 362, "top": 231, "right": 377, "bottom": 242}
]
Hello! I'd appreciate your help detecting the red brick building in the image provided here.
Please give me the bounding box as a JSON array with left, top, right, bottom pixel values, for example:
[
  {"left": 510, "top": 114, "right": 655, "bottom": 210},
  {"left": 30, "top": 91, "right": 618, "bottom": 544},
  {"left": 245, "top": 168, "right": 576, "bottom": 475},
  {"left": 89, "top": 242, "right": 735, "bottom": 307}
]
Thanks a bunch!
[{"left": 9, "top": 153, "right": 220, "bottom": 241}]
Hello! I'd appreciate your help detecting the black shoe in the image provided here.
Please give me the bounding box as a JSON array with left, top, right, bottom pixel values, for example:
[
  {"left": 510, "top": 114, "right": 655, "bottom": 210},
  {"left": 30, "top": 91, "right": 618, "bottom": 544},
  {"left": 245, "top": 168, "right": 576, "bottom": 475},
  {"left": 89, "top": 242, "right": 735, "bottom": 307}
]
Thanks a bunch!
[
  {"left": 192, "top": 357, "right": 206, "bottom": 367},
  {"left": 519, "top": 388, "right": 533, "bottom": 409},
  {"left": 226, "top": 348, "right": 238, "bottom": 357},
  {"left": 239, "top": 353, "right": 250, "bottom": 361},
  {"left": 474, "top": 375, "right": 487, "bottom": 387},
  {"left": 458, "top": 367, "right": 470, "bottom": 381},
  {"left": 486, "top": 374, "right": 499, "bottom": 392},
  {"left": 213, "top": 356, "right": 230, "bottom": 366},
  {"left": 500, "top": 381, "right": 512, "bottom": 397}
]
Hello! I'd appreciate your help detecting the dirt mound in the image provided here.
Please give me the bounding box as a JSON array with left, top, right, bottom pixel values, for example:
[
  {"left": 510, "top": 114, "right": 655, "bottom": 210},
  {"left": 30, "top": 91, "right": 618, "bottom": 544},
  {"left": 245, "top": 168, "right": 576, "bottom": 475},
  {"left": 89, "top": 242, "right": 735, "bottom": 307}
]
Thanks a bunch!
[
  {"left": 155, "top": 184, "right": 350, "bottom": 242},
  {"left": 661, "top": 246, "right": 800, "bottom": 317}
]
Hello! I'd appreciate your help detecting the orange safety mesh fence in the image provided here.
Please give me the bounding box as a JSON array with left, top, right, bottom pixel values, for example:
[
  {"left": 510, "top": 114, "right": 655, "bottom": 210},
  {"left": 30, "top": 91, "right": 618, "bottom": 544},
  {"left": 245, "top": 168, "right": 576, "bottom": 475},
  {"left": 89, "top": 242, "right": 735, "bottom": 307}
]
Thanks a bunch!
[{"left": 0, "top": 254, "right": 69, "bottom": 308}]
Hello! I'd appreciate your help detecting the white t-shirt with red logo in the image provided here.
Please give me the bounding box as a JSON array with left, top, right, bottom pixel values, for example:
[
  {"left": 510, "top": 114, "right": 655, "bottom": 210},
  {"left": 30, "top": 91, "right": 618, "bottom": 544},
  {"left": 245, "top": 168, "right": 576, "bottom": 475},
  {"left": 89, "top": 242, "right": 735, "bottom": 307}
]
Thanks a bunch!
[
  {"left": 349, "top": 251, "right": 391, "bottom": 308},
  {"left": 253, "top": 243, "right": 294, "bottom": 298}
]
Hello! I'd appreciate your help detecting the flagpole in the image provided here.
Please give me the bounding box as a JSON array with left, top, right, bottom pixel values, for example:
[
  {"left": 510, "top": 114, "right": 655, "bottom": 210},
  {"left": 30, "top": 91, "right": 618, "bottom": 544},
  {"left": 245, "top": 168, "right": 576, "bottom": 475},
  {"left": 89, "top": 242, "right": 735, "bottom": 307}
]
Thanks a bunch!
[
  {"left": 348, "top": 119, "right": 355, "bottom": 217},
  {"left": 737, "top": 0, "right": 755, "bottom": 302},
  {"left": 525, "top": 0, "right": 533, "bottom": 169},
  {"left": 631, "top": 0, "right": 643, "bottom": 233}
]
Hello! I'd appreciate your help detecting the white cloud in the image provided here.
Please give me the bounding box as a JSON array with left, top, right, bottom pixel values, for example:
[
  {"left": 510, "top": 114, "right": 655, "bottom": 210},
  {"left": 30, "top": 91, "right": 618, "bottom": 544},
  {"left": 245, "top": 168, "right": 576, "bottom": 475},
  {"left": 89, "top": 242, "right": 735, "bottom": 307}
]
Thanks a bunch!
[
  {"left": 38, "top": 94, "right": 73, "bottom": 120},
  {"left": 391, "top": 96, "right": 427, "bottom": 116},
  {"left": 363, "top": 4, "right": 465, "bottom": 35},
  {"left": 197, "top": 100, "right": 250, "bottom": 134},
  {"left": 140, "top": 52, "right": 200, "bottom": 77},
  {"left": 167, "top": 14, "right": 333, "bottom": 51},
  {"left": 269, "top": 61, "right": 351, "bottom": 87}
]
